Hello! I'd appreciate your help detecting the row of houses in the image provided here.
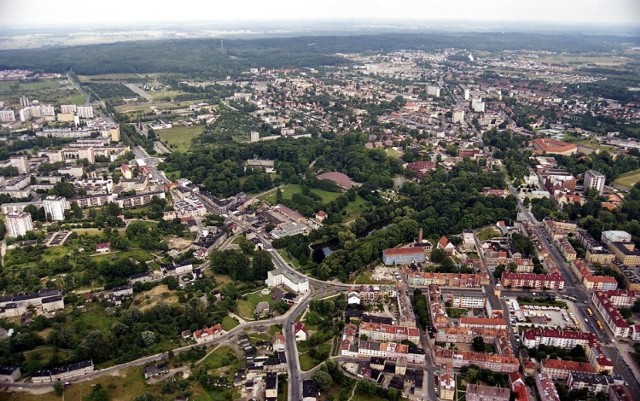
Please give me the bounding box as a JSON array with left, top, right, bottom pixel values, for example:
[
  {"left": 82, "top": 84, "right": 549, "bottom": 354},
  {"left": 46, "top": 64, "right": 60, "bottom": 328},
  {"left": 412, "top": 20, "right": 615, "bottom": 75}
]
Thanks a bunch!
[
  {"left": 500, "top": 271, "right": 565, "bottom": 290},
  {"left": 571, "top": 258, "right": 618, "bottom": 291},
  {"left": 404, "top": 271, "right": 490, "bottom": 288},
  {"left": 0, "top": 289, "right": 64, "bottom": 318},
  {"left": 32, "top": 360, "right": 94, "bottom": 383}
]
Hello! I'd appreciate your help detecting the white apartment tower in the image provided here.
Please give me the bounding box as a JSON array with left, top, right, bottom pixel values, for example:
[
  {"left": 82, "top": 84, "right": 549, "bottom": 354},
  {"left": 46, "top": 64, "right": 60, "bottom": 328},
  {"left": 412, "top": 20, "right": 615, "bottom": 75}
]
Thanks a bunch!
[
  {"left": 9, "top": 156, "right": 29, "bottom": 174},
  {"left": 584, "top": 170, "right": 606, "bottom": 195},
  {"left": 426, "top": 85, "right": 441, "bottom": 97},
  {"left": 0, "top": 110, "right": 16, "bottom": 123},
  {"left": 6, "top": 212, "right": 33, "bottom": 237},
  {"left": 452, "top": 110, "right": 465, "bottom": 124},
  {"left": 60, "top": 104, "right": 77, "bottom": 114},
  {"left": 19, "top": 96, "right": 29, "bottom": 107},
  {"left": 77, "top": 106, "right": 94, "bottom": 119},
  {"left": 43, "top": 196, "right": 67, "bottom": 221}
]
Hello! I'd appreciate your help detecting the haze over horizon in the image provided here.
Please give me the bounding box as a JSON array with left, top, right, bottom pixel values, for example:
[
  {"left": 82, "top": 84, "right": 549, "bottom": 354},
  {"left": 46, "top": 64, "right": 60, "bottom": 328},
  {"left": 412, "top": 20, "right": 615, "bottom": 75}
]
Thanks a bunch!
[{"left": 1, "top": 0, "right": 639, "bottom": 28}]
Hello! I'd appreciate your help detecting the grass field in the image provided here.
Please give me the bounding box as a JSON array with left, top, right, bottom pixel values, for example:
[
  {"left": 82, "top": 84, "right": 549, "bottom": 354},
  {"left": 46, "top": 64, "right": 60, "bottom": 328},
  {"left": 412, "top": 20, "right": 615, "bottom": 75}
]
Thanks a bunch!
[
  {"left": 258, "top": 184, "right": 342, "bottom": 205},
  {"left": 221, "top": 315, "right": 240, "bottom": 331},
  {"left": 614, "top": 169, "right": 640, "bottom": 189},
  {"left": 201, "top": 345, "right": 238, "bottom": 370},
  {"left": 344, "top": 194, "right": 371, "bottom": 220},
  {"left": 236, "top": 290, "right": 273, "bottom": 319},
  {"left": 157, "top": 125, "right": 205, "bottom": 152},
  {"left": 134, "top": 284, "right": 179, "bottom": 311},
  {"left": 92, "top": 249, "right": 154, "bottom": 264},
  {"left": 0, "top": 78, "right": 85, "bottom": 106},
  {"left": 477, "top": 227, "right": 501, "bottom": 241},
  {"left": 72, "top": 304, "right": 118, "bottom": 332}
]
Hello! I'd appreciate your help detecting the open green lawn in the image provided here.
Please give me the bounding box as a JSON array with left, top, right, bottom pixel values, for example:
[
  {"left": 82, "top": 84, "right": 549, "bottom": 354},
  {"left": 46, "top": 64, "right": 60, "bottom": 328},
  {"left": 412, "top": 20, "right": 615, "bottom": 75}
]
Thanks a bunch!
[
  {"left": 221, "top": 315, "right": 240, "bottom": 331},
  {"left": 92, "top": 249, "right": 154, "bottom": 264},
  {"left": 615, "top": 169, "right": 640, "bottom": 189},
  {"left": 0, "top": 78, "right": 85, "bottom": 106},
  {"left": 344, "top": 194, "right": 370, "bottom": 220},
  {"left": 446, "top": 307, "right": 469, "bottom": 318},
  {"left": 258, "top": 184, "right": 342, "bottom": 205},
  {"left": 236, "top": 290, "right": 273, "bottom": 319},
  {"left": 477, "top": 227, "right": 500, "bottom": 241},
  {"left": 299, "top": 342, "right": 331, "bottom": 371},
  {"left": 157, "top": 125, "right": 204, "bottom": 152},
  {"left": 72, "top": 304, "right": 118, "bottom": 332},
  {"left": 201, "top": 345, "right": 238, "bottom": 370}
]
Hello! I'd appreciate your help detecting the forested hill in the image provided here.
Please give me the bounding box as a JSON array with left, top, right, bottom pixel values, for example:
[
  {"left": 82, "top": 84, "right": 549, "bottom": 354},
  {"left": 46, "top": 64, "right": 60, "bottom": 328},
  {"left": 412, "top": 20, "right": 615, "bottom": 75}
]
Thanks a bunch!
[{"left": 0, "top": 32, "right": 635, "bottom": 76}]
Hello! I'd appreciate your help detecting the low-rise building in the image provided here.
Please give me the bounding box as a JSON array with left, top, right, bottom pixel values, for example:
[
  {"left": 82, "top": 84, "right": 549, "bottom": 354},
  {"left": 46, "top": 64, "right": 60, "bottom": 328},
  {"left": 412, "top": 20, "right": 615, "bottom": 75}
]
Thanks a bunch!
[
  {"left": 265, "top": 269, "right": 309, "bottom": 293},
  {"left": 567, "top": 371, "right": 620, "bottom": 394},
  {"left": 501, "top": 272, "right": 564, "bottom": 290},
  {"left": 382, "top": 247, "right": 425, "bottom": 265},
  {"left": 0, "top": 366, "right": 20, "bottom": 382},
  {"left": 535, "top": 373, "right": 560, "bottom": 401},
  {"left": 465, "top": 384, "right": 511, "bottom": 401},
  {"left": 542, "top": 359, "right": 594, "bottom": 380}
]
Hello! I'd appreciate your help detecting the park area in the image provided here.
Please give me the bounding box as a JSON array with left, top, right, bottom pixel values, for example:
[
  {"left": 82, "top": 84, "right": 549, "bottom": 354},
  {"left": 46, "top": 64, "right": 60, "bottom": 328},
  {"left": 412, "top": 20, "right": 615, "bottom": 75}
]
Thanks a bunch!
[{"left": 157, "top": 125, "right": 204, "bottom": 152}]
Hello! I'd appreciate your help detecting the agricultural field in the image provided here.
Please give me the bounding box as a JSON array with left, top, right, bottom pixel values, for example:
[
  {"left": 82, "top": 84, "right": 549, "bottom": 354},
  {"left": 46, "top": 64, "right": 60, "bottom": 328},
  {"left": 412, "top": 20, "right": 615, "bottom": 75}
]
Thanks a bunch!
[
  {"left": 0, "top": 78, "right": 85, "bottom": 106},
  {"left": 157, "top": 125, "right": 205, "bottom": 152}
]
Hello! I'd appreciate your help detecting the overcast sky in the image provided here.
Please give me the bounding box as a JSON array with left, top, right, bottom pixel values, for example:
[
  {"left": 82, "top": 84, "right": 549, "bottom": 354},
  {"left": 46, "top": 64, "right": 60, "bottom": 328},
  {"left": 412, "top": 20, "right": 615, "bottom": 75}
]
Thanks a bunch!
[{"left": 0, "top": 0, "right": 639, "bottom": 27}]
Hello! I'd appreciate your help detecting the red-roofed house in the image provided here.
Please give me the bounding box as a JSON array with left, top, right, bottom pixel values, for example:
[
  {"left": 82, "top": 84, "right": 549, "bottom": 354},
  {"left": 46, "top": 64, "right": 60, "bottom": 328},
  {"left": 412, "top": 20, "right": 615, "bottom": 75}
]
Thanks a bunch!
[
  {"left": 294, "top": 322, "right": 308, "bottom": 342},
  {"left": 193, "top": 324, "right": 223, "bottom": 343},
  {"left": 542, "top": 359, "right": 593, "bottom": 380},
  {"left": 382, "top": 247, "right": 425, "bottom": 265},
  {"left": 437, "top": 236, "right": 456, "bottom": 255},
  {"left": 96, "top": 242, "right": 110, "bottom": 254}
]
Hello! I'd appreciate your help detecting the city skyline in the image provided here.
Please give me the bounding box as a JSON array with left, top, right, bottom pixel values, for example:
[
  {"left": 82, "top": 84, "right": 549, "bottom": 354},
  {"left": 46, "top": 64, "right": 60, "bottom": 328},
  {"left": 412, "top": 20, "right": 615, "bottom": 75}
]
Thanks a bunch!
[{"left": 0, "top": 0, "right": 639, "bottom": 27}]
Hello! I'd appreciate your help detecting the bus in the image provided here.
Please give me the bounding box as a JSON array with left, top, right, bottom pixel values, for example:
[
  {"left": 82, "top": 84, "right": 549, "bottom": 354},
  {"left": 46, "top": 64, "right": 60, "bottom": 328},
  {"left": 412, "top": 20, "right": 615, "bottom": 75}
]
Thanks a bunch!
[
  {"left": 563, "top": 295, "right": 578, "bottom": 302},
  {"left": 596, "top": 320, "right": 604, "bottom": 330},
  {"left": 586, "top": 307, "right": 593, "bottom": 317}
]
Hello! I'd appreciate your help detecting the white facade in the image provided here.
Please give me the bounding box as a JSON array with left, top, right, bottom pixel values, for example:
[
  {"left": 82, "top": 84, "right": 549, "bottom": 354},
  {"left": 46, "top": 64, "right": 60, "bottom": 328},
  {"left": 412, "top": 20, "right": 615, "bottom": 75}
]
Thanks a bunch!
[
  {"left": 77, "top": 106, "right": 94, "bottom": 119},
  {"left": 60, "top": 104, "right": 77, "bottom": 114},
  {"left": 0, "top": 110, "right": 15, "bottom": 122},
  {"left": 584, "top": 170, "right": 605, "bottom": 195},
  {"left": 452, "top": 110, "right": 465, "bottom": 124},
  {"left": 265, "top": 269, "right": 309, "bottom": 293},
  {"left": 5, "top": 212, "right": 33, "bottom": 237},
  {"left": 427, "top": 85, "right": 441, "bottom": 97},
  {"left": 471, "top": 98, "right": 485, "bottom": 113},
  {"left": 43, "top": 196, "right": 67, "bottom": 221}
]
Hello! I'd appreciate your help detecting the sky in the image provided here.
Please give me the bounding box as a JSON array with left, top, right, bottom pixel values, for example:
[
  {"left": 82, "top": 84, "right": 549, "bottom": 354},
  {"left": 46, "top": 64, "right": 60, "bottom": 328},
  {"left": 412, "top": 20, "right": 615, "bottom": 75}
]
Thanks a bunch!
[{"left": 0, "top": 0, "right": 639, "bottom": 27}]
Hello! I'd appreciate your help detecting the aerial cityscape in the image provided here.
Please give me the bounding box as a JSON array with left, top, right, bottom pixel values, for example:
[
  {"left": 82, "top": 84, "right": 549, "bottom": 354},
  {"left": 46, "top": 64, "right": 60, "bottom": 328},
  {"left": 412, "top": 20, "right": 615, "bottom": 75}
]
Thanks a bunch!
[{"left": 0, "top": 1, "right": 639, "bottom": 401}]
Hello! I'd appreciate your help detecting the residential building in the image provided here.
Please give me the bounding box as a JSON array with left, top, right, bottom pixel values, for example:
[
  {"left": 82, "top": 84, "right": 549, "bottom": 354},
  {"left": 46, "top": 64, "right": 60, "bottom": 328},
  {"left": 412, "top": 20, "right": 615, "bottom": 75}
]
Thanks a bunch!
[
  {"left": 382, "top": 247, "right": 425, "bottom": 265},
  {"left": 535, "top": 373, "right": 560, "bottom": 401},
  {"left": 0, "top": 366, "right": 20, "bottom": 382},
  {"left": 60, "top": 104, "right": 77, "bottom": 114},
  {"left": 465, "top": 384, "right": 511, "bottom": 401},
  {"left": 265, "top": 269, "right": 309, "bottom": 293},
  {"left": 567, "top": 371, "right": 619, "bottom": 394},
  {"left": 501, "top": 272, "right": 565, "bottom": 290},
  {"left": 584, "top": 170, "right": 606, "bottom": 195},
  {"left": 193, "top": 325, "right": 223, "bottom": 343},
  {"left": 607, "top": 241, "right": 640, "bottom": 266},
  {"left": 43, "top": 196, "right": 67, "bottom": 221},
  {"left": 459, "top": 317, "right": 508, "bottom": 330},
  {"left": 5, "top": 212, "right": 33, "bottom": 237},
  {"left": 302, "top": 380, "right": 319, "bottom": 401},
  {"left": 294, "top": 322, "right": 308, "bottom": 342},
  {"left": 77, "top": 106, "right": 94, "bottom": 118},
  {"left": 592, "top": 291, "right": 631, "bottom": 337},
  {"left": 521, "top": 328, "right": 598, "bottom": 349},
  {"left": 542, "top": 359, "right": 594, "bottom": 380},
  {"left": 439, "top": 368, "right": 456, "bottom": 401},
  {"left": 265, "top": 372, "right": 278, "bottom": 401},
  {"left": 0, "top": 110, "right": 16, "bottom": 122}
]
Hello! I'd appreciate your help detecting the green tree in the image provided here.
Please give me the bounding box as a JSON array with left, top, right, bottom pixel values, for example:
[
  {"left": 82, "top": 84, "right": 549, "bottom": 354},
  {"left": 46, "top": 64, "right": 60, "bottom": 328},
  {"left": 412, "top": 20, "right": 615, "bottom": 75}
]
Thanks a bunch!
[
  {"left": 313, "top": 370, "right": 333, "bottom": 391},
  {"left": 472, "top": 336, "right": 485, "bottom": 352}
]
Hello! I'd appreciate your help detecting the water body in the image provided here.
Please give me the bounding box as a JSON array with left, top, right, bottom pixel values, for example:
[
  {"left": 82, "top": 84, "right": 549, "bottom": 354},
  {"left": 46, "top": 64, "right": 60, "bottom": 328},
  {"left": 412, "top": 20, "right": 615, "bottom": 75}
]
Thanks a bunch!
[{"left": 310, "top": 218, "right": 393, "bottom": 263}]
